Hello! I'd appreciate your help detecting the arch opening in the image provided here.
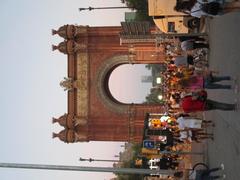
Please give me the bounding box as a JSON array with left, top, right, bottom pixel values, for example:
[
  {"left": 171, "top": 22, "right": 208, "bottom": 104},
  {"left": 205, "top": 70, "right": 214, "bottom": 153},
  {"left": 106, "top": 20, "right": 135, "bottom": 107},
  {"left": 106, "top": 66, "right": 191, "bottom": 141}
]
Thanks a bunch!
[
  {"left": 96, "top": 55, "right": 165, "bottom": 113},
  {"left": 108, "top": 64, "right": 152, "bottom": 104}
]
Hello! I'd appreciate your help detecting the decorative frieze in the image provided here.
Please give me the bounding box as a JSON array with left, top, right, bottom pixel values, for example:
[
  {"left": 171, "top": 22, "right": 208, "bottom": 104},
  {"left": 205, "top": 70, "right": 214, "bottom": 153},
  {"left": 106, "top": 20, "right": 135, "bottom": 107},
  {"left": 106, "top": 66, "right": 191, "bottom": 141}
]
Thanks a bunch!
[{"left": 76, "top": 52, "right": 89, "bottom": 117}]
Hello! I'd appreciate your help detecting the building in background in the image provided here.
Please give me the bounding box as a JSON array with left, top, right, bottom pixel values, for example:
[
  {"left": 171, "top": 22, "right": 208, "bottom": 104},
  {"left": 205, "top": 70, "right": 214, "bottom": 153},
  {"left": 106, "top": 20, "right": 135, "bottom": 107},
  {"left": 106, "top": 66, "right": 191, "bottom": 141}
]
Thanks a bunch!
[{"left": 141, "top": 75, "right": 153, "bottom": 83}]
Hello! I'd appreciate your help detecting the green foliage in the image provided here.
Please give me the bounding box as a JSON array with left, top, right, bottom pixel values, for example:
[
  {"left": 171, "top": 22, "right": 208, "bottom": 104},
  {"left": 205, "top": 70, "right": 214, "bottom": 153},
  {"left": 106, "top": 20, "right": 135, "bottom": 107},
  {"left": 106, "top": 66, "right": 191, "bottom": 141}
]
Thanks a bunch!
[
  {"left": 145, "top": 64, "right": 166, "bottom": 72},
  {"left": 117, "top": 174, "right": 144, "bottom": 180},
  {"left": 145, "top": 89, "right": 164, "bottom": 104},
  {"left": 121, "top": 0, "right": 153, "bottom": 23},
  {"left": 131, "top": 143, "right": 142, "bottom": 156},
  {"left": 144, "top": 64, "right": 166, "bottom": 104},
  {"left": 121, "top": 0, "right": 148, "bottom": 11},
  {"left": 145, "top": 64, "right": 152, "bottom": 70},
  {"left": 114, "top": 143, "right": 144, "bottom": 180}
]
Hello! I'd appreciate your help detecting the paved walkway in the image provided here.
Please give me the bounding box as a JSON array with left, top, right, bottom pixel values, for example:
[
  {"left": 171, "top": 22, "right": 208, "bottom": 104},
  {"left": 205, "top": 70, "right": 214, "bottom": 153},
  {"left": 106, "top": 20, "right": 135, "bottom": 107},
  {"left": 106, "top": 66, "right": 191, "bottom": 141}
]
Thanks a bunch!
[{"left": 205, "top": 12, "right": 240, "bottom": 179}]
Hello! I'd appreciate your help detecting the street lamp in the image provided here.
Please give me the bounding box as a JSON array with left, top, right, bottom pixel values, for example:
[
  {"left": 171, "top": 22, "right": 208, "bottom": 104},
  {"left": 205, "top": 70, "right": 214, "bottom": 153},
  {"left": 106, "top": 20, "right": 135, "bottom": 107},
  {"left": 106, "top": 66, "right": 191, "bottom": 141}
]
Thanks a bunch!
[
  {"left": 158, "top": 95, "right": 163, "bottom": 100},
  {"left": 79, "top": 157, "right": 121, "bottom": 163},
  {"left": 0, "top": 162, "right": 178, "bottom": 175},
  {"left": 79, "top": 6, "right": 131, "bottom": 12},
  {"left": 156, "top": 77, "right": 162, "bottom": 84}
]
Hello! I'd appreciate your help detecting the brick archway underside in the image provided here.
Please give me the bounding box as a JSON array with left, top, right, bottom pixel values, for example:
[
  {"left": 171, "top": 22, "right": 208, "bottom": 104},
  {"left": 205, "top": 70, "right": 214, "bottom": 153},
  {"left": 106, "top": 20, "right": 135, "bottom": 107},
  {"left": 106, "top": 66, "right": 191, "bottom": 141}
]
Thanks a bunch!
[{"left": 96, "top": 55, "right": 133, "bottom": 114}]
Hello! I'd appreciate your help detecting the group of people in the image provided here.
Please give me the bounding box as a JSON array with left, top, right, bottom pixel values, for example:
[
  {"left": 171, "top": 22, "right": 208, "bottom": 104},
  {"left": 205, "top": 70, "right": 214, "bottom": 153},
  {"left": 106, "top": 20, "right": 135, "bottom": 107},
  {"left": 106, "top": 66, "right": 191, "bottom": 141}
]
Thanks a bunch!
[
  {"left": 174, "top": 0, "right": 240, "bottom": 18},
  {"left": 165, "top": 65, "right": 237, "bottom": 112},
  {"left": 149, "top": 113, "right": 214, "bottom": 145},
  {"left": 146, "top": 31, "right": 238, "bottom": 177},
  {"left": 144, "top": 1, "right": 240, "bottom": 177},
  {"left": 143, "top": 111, "right": 215, "bottom": 178},
  {"left": 145, "top": 110, "right": 225, "bottom": 178},
  {"left": 159, "top": 34, "right": 238, "bottom": 113}
]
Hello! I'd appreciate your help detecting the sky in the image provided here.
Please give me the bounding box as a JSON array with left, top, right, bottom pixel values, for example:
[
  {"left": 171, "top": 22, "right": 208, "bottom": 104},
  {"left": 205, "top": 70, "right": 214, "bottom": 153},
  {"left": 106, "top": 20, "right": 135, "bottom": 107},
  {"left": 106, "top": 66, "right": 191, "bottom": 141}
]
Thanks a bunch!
[
  {"left": 110, "top": 64, "right": 152, "bottom": 104},
  {"left": 0, "top": 0, "right": 152, "bottom": 180}
]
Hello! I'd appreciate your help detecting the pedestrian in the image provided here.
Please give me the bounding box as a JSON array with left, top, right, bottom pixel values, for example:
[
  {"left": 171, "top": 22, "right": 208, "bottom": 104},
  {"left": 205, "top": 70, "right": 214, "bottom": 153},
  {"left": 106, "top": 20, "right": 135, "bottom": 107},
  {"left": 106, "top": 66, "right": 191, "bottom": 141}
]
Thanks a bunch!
[
  {"left": 176, "top": 116, "right": 214, "bottom": 130},
  {"left": 178, "top": 36, "right": 206, "bottom": 43},
  {"left": 176, "top": 36, "right": 209, "bottom": 51},
  {"left": 191, "top": 129, "right": 214, "bottom": 142},
  {"left": 180, "top": 90, "right": 237, "bottom": 113},
  {"left": 175, "top": 0, "right": 240, "bottom": 18},
  {"left": 178, "top": 72, "right": 234, "bottom": 90},
  {"left": 156, "top": 156, "right": 179, "bottom": 170},
  {"left": 181, "top": 39, "right": 209, "bottom": 51},
  {"left": 202, "top": 72, "right": 233, "bottom": 89},
  {"left": 194, "top": 163, "right": 226, "bottom": 180},
  {"left": 170, "top": 55, "right": 193, "bottom": 67}
]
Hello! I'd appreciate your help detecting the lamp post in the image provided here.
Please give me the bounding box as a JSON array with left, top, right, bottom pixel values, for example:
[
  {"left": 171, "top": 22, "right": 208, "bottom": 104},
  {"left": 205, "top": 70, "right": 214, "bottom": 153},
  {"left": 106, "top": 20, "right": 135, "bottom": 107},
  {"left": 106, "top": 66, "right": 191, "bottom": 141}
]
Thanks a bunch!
[
  {"left": 79, "top": 157, "right": 121, "bottom": 163},
  {"left": 0, "top": 162, "right": 178, "bottom": 175},
  {"left": 79, "top": 6, "right": 131, "bottom": 12}
]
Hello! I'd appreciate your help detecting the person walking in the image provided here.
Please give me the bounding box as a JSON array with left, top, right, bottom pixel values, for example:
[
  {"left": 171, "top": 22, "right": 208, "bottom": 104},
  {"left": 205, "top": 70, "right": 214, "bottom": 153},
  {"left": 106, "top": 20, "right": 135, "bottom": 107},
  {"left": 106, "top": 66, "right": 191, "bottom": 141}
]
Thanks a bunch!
[
  {"left": 175, "top": 0, "right": 240, "bottom": 18},
  {"left": 181, "top": 39, "right": 209, "bottom": 51},
  {"left": 170, "top": 55, "right": 195, "bottom": 67},
  {"left": 180, "top": 90, "right": 237, "bottom": 113},
  {"left": 178, "top": 73, "right": 234, "bottom": 90},
  {"left": 196, "top": 163, "right": 225, "bottom": 180}
]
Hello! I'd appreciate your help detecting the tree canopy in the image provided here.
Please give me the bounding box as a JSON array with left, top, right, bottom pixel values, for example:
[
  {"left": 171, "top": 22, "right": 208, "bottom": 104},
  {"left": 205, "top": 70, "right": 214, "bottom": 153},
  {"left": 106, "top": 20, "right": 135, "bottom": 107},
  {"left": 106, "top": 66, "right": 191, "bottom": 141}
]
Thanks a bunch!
[
  {"left": 121, "top": 0, "right": 153, "bottom": 23},
  {"left": 114, "top": 143, "right": 144, "bottom": 180}
]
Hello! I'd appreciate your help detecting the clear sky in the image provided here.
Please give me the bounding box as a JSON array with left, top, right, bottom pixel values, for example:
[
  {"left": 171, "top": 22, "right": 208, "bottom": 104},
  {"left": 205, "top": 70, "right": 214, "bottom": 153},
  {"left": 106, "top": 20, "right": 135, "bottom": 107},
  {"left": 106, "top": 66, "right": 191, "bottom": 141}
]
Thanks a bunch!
[
  {"left": 110, "top": 64, "right": 152, "bottom": 104},
  {"left": 0, "top": 0, "right": 151, "bottom": 180}
]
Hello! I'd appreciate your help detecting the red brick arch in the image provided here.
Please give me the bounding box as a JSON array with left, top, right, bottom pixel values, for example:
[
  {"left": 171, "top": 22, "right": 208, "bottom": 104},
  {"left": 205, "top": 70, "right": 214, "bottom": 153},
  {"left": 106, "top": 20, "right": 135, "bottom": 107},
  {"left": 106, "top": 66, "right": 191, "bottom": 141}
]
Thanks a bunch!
[
  {"left": 96, "top": 54, "right": 131, "bottom": 113},
  {"left": 52, "top": 25, "right": 166, "bottom": 143}
]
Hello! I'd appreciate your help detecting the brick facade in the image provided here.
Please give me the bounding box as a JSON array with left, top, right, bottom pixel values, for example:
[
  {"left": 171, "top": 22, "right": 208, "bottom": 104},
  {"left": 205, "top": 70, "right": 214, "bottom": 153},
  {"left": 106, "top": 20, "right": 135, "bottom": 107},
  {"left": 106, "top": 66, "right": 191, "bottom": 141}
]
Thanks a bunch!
[{"left": 52, "top": 25, "right": 166, "bottom": 143}]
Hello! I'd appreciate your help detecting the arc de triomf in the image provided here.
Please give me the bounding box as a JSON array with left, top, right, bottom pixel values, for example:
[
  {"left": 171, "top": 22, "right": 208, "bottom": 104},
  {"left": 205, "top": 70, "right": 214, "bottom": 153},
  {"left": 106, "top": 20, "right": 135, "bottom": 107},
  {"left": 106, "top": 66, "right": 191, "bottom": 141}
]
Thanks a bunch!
[{"left": 51, "top": 24, "right": 166, "bottom": 143}]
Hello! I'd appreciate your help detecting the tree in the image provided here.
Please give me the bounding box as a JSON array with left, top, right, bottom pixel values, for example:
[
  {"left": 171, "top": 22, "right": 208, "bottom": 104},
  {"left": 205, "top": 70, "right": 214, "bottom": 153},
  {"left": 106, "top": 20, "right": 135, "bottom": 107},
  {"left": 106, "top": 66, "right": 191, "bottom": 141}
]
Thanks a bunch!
[
  {"left": 144, "top": 88, "right": 165, "bottom": 104},
  {"left": 145, "top": 64, "right": 152, "bottom": 70},
  {"left": 121, "top": 0, "right": 148, "bottom": 10},
  {"left": 114, "top": 143, "right": 145, "bottom": 180},
  {"left": 121, "top": 0, "right": 153, "bottom": 23}
]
